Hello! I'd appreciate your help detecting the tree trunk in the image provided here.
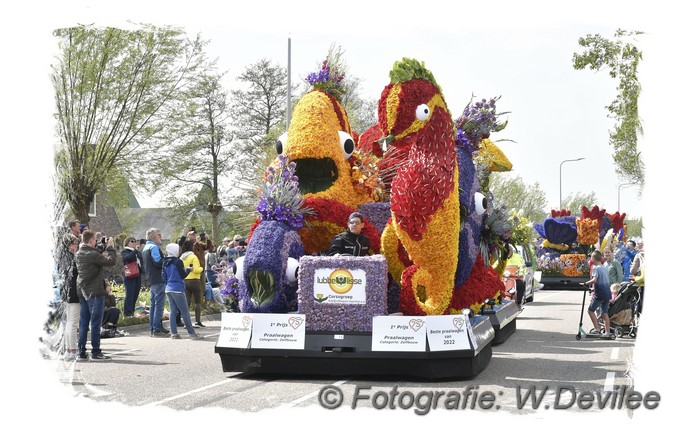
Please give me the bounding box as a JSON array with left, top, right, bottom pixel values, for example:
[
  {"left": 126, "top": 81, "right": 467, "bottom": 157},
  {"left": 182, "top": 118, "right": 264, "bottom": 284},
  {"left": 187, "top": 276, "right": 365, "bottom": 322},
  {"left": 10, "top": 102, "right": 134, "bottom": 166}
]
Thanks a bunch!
[
  {"left": 72, "top": 202, "right": 91, "bottom": 226},
  {"left": 211, "top": 211, "right": 219, "bottom": 242}
]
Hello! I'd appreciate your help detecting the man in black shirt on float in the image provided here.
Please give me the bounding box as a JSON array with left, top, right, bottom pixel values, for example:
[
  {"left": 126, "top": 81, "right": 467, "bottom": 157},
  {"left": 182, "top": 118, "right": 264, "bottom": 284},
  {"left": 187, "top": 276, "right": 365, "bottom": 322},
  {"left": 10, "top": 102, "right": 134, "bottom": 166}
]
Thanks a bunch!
[{"left": 327, "top": 212, "right": 370, "bottom": 256}]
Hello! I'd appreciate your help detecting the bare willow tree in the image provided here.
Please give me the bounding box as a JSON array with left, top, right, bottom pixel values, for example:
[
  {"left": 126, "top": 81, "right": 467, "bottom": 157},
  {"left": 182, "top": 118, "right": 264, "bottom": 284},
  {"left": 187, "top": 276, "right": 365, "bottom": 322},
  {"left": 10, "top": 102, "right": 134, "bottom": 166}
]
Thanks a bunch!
[{"left": 52, "top": 24, "right": 209, "bottom": 224}]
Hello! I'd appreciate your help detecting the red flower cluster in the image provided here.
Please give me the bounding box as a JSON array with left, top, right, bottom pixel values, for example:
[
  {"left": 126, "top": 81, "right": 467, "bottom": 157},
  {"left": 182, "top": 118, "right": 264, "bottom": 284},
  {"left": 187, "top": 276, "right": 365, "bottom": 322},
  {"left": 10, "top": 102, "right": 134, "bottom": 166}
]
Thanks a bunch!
[
  {"left": 448, "top": 254, "right": 504, "bottom": 313},
  {"left": 551, "top": 209, "right": 571, "bottom": 218},
  {"left": 357, "top": 124, "right": 384, "bottom": 158},
  {"left": 607, "top": 211, "right": 627, "bottom": 232},
  {"left": 399, "top": 265, "right": 427, "bottom": 316},
  {"left": 581, "top": 205, "right": 606, "bottom": 229},
  {"left": 390, "top": 108, "right": 456, "bottom": 241}
]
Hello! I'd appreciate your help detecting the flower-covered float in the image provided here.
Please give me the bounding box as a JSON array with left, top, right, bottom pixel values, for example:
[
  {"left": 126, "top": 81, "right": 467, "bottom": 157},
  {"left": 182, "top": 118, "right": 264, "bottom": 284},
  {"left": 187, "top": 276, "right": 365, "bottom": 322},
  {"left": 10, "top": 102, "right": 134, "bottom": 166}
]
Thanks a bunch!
[
  {"left": 216, "top": 55, "right": 523, "bottom": 379},
  {"left": 535, "top": 205, "right": 628, "bottom": 288},
  {"left": 249, "top": 47, "right": 384, "bottom": 257},
  {"left": 235, "top": 155, "right": 307, "bottom": 313}
]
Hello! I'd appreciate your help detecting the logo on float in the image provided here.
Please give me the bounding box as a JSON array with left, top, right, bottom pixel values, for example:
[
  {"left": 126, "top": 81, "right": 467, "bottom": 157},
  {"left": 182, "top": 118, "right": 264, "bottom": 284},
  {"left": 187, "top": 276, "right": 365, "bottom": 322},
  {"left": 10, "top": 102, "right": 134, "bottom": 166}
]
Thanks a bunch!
[{"left": 328, "top": 269, "right": 354, "bottom": 294}]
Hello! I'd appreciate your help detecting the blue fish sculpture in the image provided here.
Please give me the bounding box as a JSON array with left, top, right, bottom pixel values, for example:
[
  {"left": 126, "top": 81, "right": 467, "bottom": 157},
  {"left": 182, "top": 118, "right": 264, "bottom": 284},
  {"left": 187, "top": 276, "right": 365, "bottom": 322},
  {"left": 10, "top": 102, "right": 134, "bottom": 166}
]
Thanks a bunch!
[{"left": 237, "top": 221, "right": 304, "bottom": 313}]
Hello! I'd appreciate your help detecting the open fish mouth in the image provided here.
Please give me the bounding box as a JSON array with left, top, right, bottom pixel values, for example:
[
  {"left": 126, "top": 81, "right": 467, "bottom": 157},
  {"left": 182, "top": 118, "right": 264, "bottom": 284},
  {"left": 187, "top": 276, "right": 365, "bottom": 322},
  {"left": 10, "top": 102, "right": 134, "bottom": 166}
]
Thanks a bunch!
[
  {"left": 247, "top": 270, "right": 276, "bottom": 307},
  {"left": 294, "top": 157, "right": 338, "bottom": 195}
]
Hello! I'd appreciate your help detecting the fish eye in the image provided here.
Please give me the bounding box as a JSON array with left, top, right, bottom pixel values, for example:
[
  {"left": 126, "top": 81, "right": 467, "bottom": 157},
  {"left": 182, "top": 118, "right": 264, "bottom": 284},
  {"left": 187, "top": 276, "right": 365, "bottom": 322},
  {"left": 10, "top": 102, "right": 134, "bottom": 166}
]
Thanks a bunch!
[
  {"left": 286, "top": 258, "right": 300, "bottom": 283},
  {"left": 276, "top": 132, "right": 288, "bottom": 155},
  {"left": 233, "top": 257, "right": 245, "bottom": 283},
  {"left": 338, "top": 131, "right": 355, "bottom": 159},
  {"left": 415, "top": 104, "right": 430, "bottom": 121},
  {"left": 474, "top": 192, "right": 488, "bottom": 215}
]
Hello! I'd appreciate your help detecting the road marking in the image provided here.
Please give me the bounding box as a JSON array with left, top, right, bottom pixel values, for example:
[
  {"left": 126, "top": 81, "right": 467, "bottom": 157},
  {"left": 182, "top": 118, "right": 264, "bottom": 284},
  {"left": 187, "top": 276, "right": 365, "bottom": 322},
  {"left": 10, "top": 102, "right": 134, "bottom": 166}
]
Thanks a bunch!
[
  {"left": 142, "top": 377, "right": 239, "bottom": 407},
  {"left": 610, "top": 348, "right": 619, "bottom": 360},
  {"left": 604, "top": 372, "right": 615, "bottom": 391},
  {"left": 280, "top": 379, "right": 348, "bottom": 408},
  {"left": 109, "top": 349, "right": 141, "bottom": 356},
  {"left": 85, "top": 383, "right": 112, "bottom": 397}
]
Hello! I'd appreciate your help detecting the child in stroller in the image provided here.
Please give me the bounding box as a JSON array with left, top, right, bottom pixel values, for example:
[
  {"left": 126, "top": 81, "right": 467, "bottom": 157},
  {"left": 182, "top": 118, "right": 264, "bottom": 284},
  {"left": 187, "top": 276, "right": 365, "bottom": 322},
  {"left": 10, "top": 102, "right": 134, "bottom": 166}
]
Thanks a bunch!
[{"left": 600, "top": 281, "right": 640, "bottom": 338}]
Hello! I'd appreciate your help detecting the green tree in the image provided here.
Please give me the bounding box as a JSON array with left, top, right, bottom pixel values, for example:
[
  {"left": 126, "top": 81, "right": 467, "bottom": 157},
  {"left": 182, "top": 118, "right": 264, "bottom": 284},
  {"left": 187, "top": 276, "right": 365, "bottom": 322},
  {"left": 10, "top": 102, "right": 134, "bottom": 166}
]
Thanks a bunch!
[
  {"left": 52, "top": 24, "right": 208, "bottom": 224},
  {"left": 231, "top": 59, "right": 292, "bottom": 168},
  {"left": 562, "top": 191, "right": 599, "bottom": 214},
  {"left": 341, "top": 75, "right": 378, "bottom": 134},
  {"left": 145, "top": 69, "right": 234, "bottom": 239},
  {"left": 625, "top": 217, "right": 643, "bottom": 239},
  {"left": 229, "top": 59, "right": 295, "bottom": 229},
  {"left": 573, "top": 29, "right": 644, "bottom": 186},
  {"left": 488, "top": 173, "right": 548, "bottom": 224}
]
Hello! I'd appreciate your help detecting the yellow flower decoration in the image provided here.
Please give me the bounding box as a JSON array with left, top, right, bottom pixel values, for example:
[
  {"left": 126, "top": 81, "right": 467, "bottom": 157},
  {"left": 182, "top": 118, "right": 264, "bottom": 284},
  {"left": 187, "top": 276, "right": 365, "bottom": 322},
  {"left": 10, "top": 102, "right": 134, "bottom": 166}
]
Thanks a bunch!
[
  {"left": 477, "top": 139, "right": 513, "bottom": 172},
  {"left": 576, "top": 217, "right": 599, "bottom": 245},
  {"left": 285, "top": 90, "right": 373, "bottom": 209},
  {"left": 542, "top": 241, "right": 569, "bottom": 251}
]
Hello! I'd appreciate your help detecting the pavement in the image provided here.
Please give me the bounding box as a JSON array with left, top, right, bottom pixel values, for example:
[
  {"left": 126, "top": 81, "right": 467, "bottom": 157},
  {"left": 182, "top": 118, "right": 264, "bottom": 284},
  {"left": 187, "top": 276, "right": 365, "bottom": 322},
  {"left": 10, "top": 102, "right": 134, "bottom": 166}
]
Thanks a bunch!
[{"left": 116, "top": 311, "right": 223, "bottom": 337}]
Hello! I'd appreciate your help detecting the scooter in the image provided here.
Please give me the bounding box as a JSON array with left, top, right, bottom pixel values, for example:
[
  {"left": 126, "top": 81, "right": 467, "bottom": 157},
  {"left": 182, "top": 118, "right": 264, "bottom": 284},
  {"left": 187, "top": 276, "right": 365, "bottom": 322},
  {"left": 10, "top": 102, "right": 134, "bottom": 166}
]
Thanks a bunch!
[{"left": 576, "top": 283, "right": 615, "bottom": 340}]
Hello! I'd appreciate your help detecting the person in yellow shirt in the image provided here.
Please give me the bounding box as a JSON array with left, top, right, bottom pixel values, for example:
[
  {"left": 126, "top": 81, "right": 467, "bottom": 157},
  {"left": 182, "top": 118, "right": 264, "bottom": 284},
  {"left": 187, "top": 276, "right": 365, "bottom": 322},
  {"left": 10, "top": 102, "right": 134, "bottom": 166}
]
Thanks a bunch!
[
  {"left": 505, "top": 245, "right": 527, "bottom": 308},
  {"left": 180, "top": 240, "right": 205, "bottom": 328}
]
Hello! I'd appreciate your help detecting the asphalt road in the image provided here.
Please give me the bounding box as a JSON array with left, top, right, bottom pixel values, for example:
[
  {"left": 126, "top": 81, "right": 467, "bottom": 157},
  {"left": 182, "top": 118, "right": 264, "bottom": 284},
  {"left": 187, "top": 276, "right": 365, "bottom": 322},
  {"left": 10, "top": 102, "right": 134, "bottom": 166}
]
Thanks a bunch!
[{"left": 47, "top": 288, "right": 644, "bottom": 419}]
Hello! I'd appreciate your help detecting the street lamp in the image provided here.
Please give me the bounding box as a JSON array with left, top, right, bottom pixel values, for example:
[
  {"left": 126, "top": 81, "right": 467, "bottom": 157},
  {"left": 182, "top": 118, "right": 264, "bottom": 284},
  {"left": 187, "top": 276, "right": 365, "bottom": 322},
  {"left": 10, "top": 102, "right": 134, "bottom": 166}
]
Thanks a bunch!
[
  {"left": 618, "top": 182, "right": 635, "bottom": 212},
  {"left": 559, "top": 157, "right": 585, "bottom": 209}
]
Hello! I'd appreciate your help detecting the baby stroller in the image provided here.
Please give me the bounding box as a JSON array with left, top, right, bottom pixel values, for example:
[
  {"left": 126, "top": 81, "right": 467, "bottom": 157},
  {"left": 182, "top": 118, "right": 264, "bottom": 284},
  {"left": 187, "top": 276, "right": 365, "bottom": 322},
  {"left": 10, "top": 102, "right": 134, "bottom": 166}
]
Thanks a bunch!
[{"left": 605, "top": 281, "right": 641, "bottom": 338}]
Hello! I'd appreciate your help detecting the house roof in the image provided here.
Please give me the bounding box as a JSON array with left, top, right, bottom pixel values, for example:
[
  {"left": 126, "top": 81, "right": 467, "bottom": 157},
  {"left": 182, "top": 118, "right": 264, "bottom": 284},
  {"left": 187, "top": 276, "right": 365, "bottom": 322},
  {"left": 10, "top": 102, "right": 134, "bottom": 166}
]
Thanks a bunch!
[{"left": 116, "top": 207, "right": 179, "bottom": 242}]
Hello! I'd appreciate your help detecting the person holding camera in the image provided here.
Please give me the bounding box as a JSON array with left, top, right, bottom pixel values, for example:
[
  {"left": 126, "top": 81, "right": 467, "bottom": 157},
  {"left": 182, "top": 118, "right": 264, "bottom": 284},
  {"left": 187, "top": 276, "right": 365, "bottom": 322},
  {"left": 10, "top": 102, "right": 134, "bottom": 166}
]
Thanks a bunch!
[{"left": 75, "top": 230, "right": 117, "bottom": 360}]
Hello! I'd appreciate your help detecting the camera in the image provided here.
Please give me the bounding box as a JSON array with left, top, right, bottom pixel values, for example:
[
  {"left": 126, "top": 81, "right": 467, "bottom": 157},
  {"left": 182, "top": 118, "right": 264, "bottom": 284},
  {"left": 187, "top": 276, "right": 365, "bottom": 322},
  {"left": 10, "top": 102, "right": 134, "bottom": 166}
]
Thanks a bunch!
[{"left": 95, "top": 236, "right": 108, "bottom": 253}]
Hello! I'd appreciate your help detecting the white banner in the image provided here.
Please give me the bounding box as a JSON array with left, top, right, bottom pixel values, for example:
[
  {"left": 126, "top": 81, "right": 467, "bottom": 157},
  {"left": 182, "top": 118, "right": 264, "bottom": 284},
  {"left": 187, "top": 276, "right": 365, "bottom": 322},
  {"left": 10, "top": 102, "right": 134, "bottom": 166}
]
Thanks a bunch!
[
  {"left": 251, "top": 313, "right": 306, "bottom": 350},
  {"left": 371, "top": 316, "right": 427, "bottom": 352},
  {"left": 216, "top": 312, "right": 253, "bottom": 349},
  {"left": 426, "top": 315, "right": 472, "bottom": 351},
  {"left": 313, "top": 267, "right": 367, "bottom": 305}
]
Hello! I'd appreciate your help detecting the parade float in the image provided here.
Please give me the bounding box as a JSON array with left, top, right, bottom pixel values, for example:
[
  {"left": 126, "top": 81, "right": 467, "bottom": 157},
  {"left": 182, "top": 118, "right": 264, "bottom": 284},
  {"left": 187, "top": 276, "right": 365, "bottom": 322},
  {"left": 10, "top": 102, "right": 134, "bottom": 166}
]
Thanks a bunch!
[
  {"left": 535, "top": 206, "right": 628, "bottom": 288},
  {"left": 215, "top": 53, "right": 521, "bottom": 379}
]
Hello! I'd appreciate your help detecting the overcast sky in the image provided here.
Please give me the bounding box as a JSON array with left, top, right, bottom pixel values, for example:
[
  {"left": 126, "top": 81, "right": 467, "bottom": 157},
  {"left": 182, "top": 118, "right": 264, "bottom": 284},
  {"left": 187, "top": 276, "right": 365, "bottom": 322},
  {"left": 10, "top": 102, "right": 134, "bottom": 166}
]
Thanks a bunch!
[{"left": 3, "top": 0, "right": 676, "bottom": 424}]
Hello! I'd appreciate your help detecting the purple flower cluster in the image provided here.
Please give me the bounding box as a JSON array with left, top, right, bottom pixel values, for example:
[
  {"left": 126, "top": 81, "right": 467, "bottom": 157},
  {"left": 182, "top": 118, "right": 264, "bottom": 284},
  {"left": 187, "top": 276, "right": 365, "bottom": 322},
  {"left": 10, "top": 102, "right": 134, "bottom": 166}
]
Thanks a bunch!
[
  {"left": 456, "top": 129, "right": 475, "bottom": 155},
  {"left": 257, "top": 155, "right": 311, "bottom": 230},
  {"left": 239, "top": 221, "right": 304, "bottom": 314},
  {"left": 456, "top": 145, "right": 483, "bottom": 286},
  {"left": 357, "top": 202, "right": 391, "bottom": 234},
  {"left": 297, "top": 255, "right": 388, "bottom": 332},
  {"left": 305, "top": 68, "right": 330, "bottom": 86},
  {"left": 216, "top": 269, "right": 240, "bottom": 312},
  {"left": 536, "top": 252, "right": 589, "bottom": 276},
  {"left": 221, "top": 278, "right": 239, "bottom": 298},
  {"left": 304, "top": 52, "right": 347, "bottom": 99},
  {"left": 454, "top": 96, "right": 509, "bottom": 152}
]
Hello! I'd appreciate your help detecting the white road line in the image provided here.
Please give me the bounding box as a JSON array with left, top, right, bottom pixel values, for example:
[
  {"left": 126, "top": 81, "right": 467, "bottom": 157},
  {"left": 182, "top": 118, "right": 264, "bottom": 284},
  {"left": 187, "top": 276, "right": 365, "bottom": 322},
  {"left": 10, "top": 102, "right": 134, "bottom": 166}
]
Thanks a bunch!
[
  {"left": 280, "top": 379, "right": 348, "bottom": 408},
  {"left": 604, "top": 372, "right": 616, "bottom": 391},
  {"left": 109, "top": 349, "right": 141, "bottom": 356},
  {"left": 610, "top": 347, "right": 619, "bottom": 360},
  {"left": 143, "top": 378, "right": 239, "bottom": 407}
]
